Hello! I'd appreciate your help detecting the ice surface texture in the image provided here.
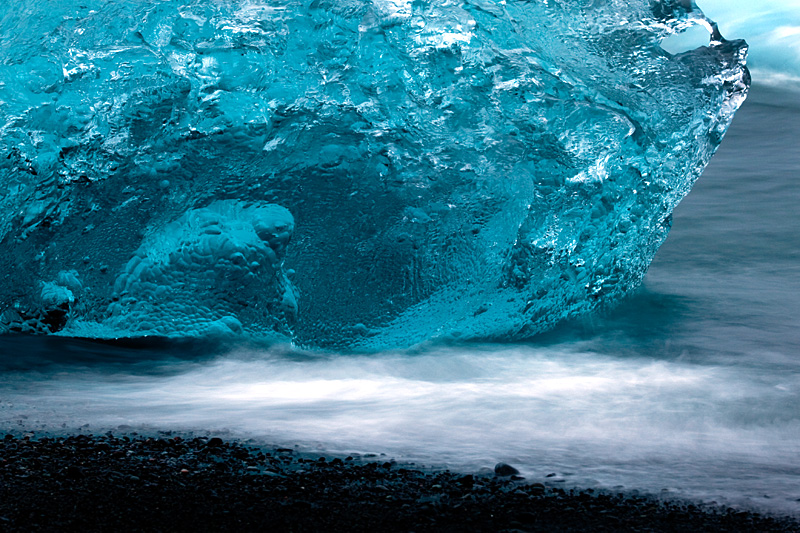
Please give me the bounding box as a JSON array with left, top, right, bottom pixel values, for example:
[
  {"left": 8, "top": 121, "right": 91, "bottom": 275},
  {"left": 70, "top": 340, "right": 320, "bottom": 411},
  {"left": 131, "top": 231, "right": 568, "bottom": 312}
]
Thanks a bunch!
[{"left": 0, "top": 0, "right": 749, "bottom": 349}]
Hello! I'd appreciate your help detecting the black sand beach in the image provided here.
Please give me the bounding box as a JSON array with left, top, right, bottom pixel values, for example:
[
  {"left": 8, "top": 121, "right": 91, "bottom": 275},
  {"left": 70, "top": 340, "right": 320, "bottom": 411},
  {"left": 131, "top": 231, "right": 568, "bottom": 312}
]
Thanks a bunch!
[{"left": 1, "top": 434, "right": 797, "bottom": 532}]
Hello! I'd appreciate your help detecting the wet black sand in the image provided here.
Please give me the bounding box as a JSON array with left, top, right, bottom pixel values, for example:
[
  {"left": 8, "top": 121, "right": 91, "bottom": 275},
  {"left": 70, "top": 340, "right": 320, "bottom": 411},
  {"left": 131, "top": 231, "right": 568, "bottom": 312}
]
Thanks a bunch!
[{"left": 1, "top": 434, "right": 797, "bottom": 532}]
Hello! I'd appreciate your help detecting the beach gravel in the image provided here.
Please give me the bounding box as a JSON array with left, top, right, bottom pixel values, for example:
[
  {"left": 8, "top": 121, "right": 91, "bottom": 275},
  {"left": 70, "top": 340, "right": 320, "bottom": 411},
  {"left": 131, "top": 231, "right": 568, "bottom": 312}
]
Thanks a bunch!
[{"left": 1, "top": 434, "right": 797, "bottom": 532}]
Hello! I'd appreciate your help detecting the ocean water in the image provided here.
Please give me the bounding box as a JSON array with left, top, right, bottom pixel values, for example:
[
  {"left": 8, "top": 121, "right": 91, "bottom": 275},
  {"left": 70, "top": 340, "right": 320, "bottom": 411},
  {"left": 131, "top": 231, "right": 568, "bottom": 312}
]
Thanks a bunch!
[{"left": 1, "top": 81, "right": 799, "bottom": 517}]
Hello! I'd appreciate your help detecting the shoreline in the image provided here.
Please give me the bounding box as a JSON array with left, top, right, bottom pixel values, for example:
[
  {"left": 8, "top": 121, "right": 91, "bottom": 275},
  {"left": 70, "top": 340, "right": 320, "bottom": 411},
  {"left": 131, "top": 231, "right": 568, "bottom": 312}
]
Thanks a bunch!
[{"left": 2, "top": 433, "right": 797, "bottom": 532}]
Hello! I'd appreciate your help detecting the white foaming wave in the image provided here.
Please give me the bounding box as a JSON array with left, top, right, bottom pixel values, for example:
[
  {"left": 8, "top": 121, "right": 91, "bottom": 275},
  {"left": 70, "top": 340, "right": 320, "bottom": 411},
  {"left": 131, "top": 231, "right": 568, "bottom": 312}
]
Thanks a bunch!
[{"left": 2, "top": 343, "right": 799, "bottom": 515}]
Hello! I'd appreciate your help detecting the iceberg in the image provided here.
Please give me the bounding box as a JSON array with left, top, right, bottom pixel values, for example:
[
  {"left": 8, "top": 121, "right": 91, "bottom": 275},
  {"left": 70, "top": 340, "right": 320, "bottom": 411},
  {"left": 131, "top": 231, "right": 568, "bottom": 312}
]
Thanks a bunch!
[{"left": 0, "top": 0, "right": 748, "bottom": 349}]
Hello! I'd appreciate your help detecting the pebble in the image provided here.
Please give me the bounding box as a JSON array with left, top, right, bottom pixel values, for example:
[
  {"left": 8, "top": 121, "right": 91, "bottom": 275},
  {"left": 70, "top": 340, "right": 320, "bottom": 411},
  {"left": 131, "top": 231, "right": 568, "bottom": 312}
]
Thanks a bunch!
[
  {"left": 65, "top": 465, "right": 84, "bottom": 479},
  {"left": 494, "top": 463, "right": 520, "bottom": 477},
  {"left": 0, "top": 434, "right": 796, "bottom": 532}
]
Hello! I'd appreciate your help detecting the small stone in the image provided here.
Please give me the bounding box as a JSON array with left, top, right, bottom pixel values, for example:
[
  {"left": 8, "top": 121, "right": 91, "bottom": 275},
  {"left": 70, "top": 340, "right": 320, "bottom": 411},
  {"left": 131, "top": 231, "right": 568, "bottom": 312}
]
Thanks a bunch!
[
  {"left": 207, "top": 437, "right": 224, "bottom": 448},
  {"left": 457, "top": 475, "right": 474, "bottom": 486},
  {"left": 65, "top": 465, "right": 84, "bottom": 479},
  {"left": 494, "top": 463, "right": 520, "bottom": 477}
]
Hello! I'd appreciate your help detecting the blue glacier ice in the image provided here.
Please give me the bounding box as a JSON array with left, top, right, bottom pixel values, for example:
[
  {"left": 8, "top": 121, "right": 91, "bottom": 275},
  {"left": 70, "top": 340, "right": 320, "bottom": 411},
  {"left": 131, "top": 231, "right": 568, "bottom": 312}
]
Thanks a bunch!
[{"left": 0, "top": 0, "right": 749, "bottom": 349}]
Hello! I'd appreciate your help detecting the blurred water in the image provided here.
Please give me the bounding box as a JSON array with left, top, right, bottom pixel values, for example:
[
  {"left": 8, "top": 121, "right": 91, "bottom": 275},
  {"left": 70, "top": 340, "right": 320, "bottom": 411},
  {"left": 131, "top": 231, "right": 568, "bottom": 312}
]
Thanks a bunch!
[{"left": 1, "top": 83, "right": 799, "bottom": 516}]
